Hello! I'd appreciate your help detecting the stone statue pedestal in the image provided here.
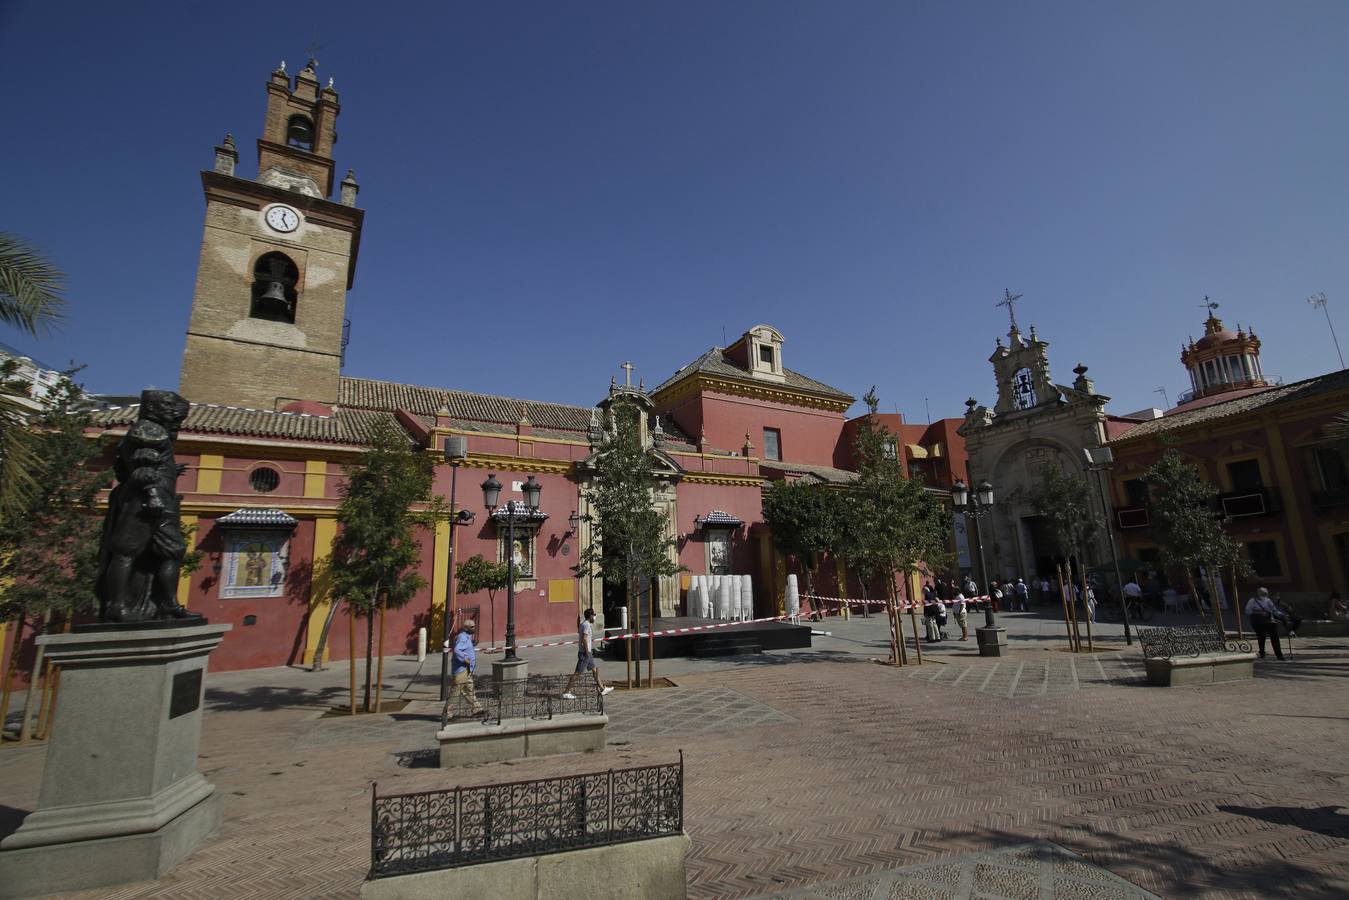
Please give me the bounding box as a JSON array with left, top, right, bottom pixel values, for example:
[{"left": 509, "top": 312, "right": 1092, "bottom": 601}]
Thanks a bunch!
[
  {"left": 976, "top": 626, "right": 1008, "bottom": 657},
  {"left": 492, "top": 658, "right": 529, "bottom": 699},
  {"left": 0, "top": 623, "right": 231, "bottom": 898}
]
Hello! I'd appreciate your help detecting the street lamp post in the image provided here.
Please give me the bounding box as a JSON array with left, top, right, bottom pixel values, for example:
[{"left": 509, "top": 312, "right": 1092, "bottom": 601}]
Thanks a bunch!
[
  {"left": 953, "top": 478, "right": 1006, "bottom": 656},
  {"left": 482, "top": 473, "right": 543, "bottom": 668},
  {"left": 438, "top": 437, "right": 475, "bottom": 702},
  {"left": 1083, "top": 447, "right": 1132, "bottom": 646}
]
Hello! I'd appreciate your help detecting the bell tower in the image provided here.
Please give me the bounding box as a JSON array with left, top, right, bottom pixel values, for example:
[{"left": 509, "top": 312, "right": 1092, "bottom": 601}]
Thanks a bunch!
[{"left": 179, "top": 57, "right": 364, "bottom": 410}]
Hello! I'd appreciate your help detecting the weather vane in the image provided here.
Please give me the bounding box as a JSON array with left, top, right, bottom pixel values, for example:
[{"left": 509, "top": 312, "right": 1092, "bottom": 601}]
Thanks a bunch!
[
  {"left": 305, "top": 38, "right": 323, "bottom": 69},
  {"left": 1200, "top": 296, "right": 1220, "bottom": 314},
  {"left": 997, "top": 289, "right": 1023, "bottom": 332}
]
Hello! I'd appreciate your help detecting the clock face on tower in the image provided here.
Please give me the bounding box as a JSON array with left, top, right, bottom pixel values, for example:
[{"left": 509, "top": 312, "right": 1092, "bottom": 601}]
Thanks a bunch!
[
  {"left": 264, "top": 205, "right": 300, "bottom": 233},
  {"left": 1012, "top": 367, "right": 1036, "bottom": 410}
]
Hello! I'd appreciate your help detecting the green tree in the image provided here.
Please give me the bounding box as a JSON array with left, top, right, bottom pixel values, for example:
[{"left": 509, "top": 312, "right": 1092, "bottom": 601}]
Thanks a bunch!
[
  {"left": 1144, "top": 445, "right": 1242, "bottom": 632},
  {"left": 761, "top": 479, "right": 846, "bottom": 614},
  {"left": 1028, "top": 462, "right": 1099, "bottom": 567},
  {"left": 0, "top": 233, "right": 66, "bottom": 514},
  {"left": 454, "top": 554, "right": 510, "bottom": 647},
  {"left": 0, "top": 373, "right": 109, "bottom": 736},
  {"left": 573, "top": 398, "right": 681, "bottom": 684},
  {"left": 312, "top": 418, "right": 445, "bottom": 713},
  {"left": 843, "top": 388, "right": 952, "bottom": 663}
]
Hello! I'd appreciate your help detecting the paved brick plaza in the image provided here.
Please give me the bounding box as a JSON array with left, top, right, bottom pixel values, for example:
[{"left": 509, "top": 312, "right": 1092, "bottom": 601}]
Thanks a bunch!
[{"left": 1, "top": 612, "right": 1346, "bottom": 898}]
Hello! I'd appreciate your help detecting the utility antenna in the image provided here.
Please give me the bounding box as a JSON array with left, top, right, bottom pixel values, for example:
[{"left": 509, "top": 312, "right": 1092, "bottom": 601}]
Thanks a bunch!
[
  {"left": 1307, "top": 293, "right": 1345, "bottom": 370},
  {"left": 924, "top": 397, "right": 932, "bottom": 425},
  {"left": 1154, "top": 386, "right": 1170, "bottom": 409}
]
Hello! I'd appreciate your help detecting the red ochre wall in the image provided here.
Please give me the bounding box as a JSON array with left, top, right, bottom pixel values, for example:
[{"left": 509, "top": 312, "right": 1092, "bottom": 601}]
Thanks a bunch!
[
  {"left": 1108, "top": 409, "right": 1341, "bottom": 598},
  {"left": 688, "top": 392, "right": 846, "bottom": 465},
  {"left": 675, "top": 480, "right": 767, "bottom": 612}
]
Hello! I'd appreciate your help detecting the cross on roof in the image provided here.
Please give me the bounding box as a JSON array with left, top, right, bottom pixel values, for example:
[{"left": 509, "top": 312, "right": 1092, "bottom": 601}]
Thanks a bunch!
[
  {"left": 998, "top": 289, "right": 1023, "bottom": 332},
  {"left": 305, "top": 38, "right": 323, "bottom": 69},
  {"left": 620, "top": 361, "right": 634, "bottom": 386}
]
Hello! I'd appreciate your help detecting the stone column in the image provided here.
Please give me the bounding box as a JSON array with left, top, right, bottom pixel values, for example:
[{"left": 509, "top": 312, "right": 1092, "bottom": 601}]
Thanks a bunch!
[{"left": 0, "top": 624, "right": 231, "bottom": 897}]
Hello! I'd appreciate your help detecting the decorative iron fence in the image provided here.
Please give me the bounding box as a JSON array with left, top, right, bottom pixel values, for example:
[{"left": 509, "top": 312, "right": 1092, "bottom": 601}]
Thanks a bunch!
[
  {"left": 370, "top": 753, "right": 684, "bottom": 878},
  {"left": 441, "top": 673, "right": 605, "bottom": 727},
  {"left": 1136, "top": 624, "right": 1252, "bottom": 659}
]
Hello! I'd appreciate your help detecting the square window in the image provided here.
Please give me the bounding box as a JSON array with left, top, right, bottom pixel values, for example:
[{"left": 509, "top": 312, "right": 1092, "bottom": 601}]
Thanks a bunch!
[
  {"left": 1226, "top": 459, "right": 1263, "bottom": 492},
  {"left": 1247, "top": 540, "right": 1282, "bottom": 578},
  {"left": 1123, "top": 478, "right": 1149, "bottom": 507},
  {"left": 759, "top": 345, "right": 774, "bottom": 366},
  {"left": 1316, "top": 447, "right": 1347, "bottom": 492},
  {"left": 762, "top": 428, "right": 781, "bottom": 461}
]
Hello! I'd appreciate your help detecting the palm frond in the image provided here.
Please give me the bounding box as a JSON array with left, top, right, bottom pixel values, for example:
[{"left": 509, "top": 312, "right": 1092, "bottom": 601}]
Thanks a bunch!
[{"left": 0, "top": 232, "right": 65, "bottom": 336}]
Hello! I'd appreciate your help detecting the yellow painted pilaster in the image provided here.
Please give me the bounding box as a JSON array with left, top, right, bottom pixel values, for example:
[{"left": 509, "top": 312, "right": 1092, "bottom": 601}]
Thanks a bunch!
[
  {"left": 196, "top": 454, "right": 223, "bottom": 494},
  {"left": 303, "top": 518, "right": 339, "bottom": 665},
  {"left": 1265, "top": 423, "right": 1316, "bottom": 586},
  {"left": 429, "top": 518, "right": 451, "bottom": 650},
  {"left": 304, "top": 460, "right": 327, "bottom": 498},
  {"left": 177, "top": 514, "right": 197, "bottom": 607}
]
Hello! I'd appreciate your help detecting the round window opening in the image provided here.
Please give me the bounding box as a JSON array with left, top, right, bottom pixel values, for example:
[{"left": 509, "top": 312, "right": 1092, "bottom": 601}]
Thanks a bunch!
[{"left": 249, "top": 467, "right": 281, "bottom": 493}]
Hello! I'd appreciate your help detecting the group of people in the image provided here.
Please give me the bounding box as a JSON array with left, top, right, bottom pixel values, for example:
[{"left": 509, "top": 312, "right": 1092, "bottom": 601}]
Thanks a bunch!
[{"left": 445, "top": 608, "right": 615, "bottom": 721}]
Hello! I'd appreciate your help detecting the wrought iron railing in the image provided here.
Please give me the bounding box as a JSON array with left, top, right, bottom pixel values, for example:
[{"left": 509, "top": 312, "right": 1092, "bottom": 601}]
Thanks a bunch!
[
  {"left": 442, "top": 674, "right": 605, "bottom": 727},
  {"left": 1136, "top": 624, "right": 1252, "bottom": 659},
  {"left": 370, "top": 753, "right": 684, "bottom": 878}
]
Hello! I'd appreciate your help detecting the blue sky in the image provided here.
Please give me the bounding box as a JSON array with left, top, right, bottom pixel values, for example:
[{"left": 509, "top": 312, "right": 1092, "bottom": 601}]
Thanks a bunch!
[{"left": 3, "top": 1, "right": 1348, "bottom": 421}]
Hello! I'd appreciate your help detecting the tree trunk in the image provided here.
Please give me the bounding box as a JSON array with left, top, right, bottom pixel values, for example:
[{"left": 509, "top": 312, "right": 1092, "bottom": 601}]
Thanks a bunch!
[
  {"left": 364, "top": 604, "right": 375, "bottom": 713},
  {"left": 625, "top": 575, "right": 634, "bottom": 689},
  {"left": 0, "top": 610, "right": 27, "bottom": 738},
  {"left": 309, "top": 595, "right": 342, "bottom": 672},
  {"left": 19, "top": 614, "right": 50, "bottom": 742},
  {"left": 348, "top": 600, "right": 357, "bottom": 715},
  {"left": 374, "top": 594, "right": 386, "bottom": 713},
  {"left": 1056, "top": 563, "right": 1078, "bottom": 652},
  {"left": 1073, "top": 552, "right": 1094, "bottom": 652},
  {"left": 1205, "top": 567, "right": 1226, "bottom": 635},
  {"left": 646, "top": 577, "right": 654, "bottom": 689}
]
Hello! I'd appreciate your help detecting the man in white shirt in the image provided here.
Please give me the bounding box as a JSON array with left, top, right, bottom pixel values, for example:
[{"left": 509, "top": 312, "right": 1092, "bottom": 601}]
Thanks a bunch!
[
  {"left": 1245, "top": 587, "right": 1287, "bottom": 660},
  {"left": 563, "top": 608, "right": 615, "bottom": 699}
]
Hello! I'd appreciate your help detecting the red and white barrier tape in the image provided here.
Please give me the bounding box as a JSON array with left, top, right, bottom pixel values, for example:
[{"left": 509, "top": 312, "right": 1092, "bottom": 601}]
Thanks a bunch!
[{"left": 804, "top": 593, "right": 994, "bottom": 613}]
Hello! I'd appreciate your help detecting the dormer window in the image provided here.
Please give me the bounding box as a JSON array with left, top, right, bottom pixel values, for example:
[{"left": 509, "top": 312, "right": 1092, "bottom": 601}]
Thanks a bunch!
[
  {"left": 759, "top": 345, "right": 774, "bottom": 367},
  {"left": 286, "top": 115, "right": 315, "bottom": 151}
]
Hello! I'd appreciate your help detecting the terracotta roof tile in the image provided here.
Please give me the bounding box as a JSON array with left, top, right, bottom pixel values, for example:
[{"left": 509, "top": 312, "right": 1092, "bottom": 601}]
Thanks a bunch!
[
  {"left": 1109, "top": 369, "right": 1349, "bottom": 444},
  {"left": 759, "top": 460, "right": 859, "bottom": 484},
  {"left": 651, "top": 347, "right": 853, "bottom": 401},
  {"left": 91, "top": 403, "right": 400, "bottom": 446}
]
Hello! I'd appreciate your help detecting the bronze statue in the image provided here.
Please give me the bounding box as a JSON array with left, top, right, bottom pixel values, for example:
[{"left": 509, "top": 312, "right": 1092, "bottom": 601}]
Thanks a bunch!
[{"left": 95, "top": 389, "right": 202, "bottom": 624}]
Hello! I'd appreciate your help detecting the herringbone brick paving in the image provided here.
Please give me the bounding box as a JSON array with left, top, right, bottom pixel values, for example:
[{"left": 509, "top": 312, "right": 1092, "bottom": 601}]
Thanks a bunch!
[{"left": 0, "top": 634, "right": 1345, "bottom": 898}]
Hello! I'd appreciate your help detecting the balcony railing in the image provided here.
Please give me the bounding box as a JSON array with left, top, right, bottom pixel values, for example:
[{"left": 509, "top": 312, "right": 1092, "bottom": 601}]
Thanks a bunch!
[
  {"left": 1116, "top": 505, "right": 1150, "bottom": 529},
  {"left": 1218, "top": 487, "right": 1281, "bottom": 518}
]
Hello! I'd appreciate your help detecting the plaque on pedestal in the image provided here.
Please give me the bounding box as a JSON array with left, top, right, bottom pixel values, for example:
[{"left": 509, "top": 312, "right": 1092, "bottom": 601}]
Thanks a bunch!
[{"left": 0, "top": 623, "right": 231, "bottom": 898}]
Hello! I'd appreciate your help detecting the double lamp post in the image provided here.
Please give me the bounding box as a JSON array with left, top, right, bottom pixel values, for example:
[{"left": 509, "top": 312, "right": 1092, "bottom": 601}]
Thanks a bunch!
[{"left": 952, "top": 478, "right": 1006, "bottom": 656}]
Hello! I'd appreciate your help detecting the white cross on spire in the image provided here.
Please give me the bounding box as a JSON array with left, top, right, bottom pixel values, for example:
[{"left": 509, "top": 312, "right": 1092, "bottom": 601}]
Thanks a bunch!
[{"left": 620, "top": 361, "right": 634, "bottom": 386}]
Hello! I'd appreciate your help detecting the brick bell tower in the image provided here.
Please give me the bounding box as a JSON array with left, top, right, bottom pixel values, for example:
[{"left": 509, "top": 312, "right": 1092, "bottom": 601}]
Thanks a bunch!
[{"left": 179, "top": 56, "right": 363, "bottom": 410}]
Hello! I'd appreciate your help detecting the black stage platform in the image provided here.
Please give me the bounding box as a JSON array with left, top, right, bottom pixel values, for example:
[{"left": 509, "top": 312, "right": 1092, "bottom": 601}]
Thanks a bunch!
[{"left": 601, "top": 616, "right": 813, "bottom": 660}]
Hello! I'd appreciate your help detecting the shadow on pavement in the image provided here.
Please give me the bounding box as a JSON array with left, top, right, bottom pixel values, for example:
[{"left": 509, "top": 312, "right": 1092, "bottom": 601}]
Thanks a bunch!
[
  {"left": 911, "top": 821, "right": 1346, "bottom": 900},
  {"left": 205, "top": 684, "right": 349, "bottom": 712},
  {"left": 1216, "top": 804, "right": 1349, "bottom": 840}
]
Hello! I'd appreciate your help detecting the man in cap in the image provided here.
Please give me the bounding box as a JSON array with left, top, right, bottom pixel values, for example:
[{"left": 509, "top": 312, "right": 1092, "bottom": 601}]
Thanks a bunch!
[{"left": 447, "top": 618, "right": 485, "bottom": 720}]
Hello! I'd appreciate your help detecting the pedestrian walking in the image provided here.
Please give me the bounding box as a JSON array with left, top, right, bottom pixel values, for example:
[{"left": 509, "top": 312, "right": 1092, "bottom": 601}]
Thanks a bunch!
[
  {"left": 990, "top": 580, "right": 1003, "bottom": 613},
  {"left": 446, "top": 619, "right": 484, "bottom": 721},
  {"left": 563, "top": 608, "right": 615, "bottom": 699},
  {"left": 1245, "top": 587, "right": 1288, "bottom": 660},
  {"left": 923, "top": 592, "right": 941, "bottom": 642},
  {"left": 1014, "top": 578, "right": 1029, "bottom": 612}
]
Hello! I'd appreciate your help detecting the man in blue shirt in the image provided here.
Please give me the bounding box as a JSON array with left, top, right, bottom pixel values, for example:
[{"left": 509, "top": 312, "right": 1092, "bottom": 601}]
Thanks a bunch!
[{"left": 447, "top": 619, "right": 484, "bottom": 720}]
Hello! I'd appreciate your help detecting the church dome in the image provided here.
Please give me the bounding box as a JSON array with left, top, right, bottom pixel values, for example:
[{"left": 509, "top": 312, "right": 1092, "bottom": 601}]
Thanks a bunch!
[{"left": 1177, "top": 303, "right": 1265, "bottom": 407}]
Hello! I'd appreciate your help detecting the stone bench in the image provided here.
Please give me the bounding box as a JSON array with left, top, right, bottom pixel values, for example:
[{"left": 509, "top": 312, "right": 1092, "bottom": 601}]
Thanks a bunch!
[
  {"left": 438, "top": 712, "right": 607, "bottom": 767},
  {"left": 1137, "top": 624, "right": 1255, "bottom": 687}
]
